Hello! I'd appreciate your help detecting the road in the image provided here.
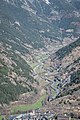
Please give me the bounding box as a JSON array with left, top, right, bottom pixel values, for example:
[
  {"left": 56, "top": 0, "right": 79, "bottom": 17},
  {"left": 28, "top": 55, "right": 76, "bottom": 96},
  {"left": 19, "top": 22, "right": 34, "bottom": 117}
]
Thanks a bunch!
[{"left": 33, "top": 55, "right": 60, "bottom": 100}]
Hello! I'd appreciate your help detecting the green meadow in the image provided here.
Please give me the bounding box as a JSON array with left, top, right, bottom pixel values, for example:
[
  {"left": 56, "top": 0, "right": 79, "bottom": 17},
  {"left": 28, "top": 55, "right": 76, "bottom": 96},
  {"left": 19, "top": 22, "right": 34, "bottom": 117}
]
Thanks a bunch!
[{"left": 12, "top": 94, "right": 46, "bottom": 113}]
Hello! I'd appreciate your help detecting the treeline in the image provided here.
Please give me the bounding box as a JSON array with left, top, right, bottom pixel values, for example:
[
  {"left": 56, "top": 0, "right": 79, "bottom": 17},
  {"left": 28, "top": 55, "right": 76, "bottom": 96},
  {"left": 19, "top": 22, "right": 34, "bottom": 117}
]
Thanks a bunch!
[{"left": 55, "top": 38, "right": 80, "bottom": 60}]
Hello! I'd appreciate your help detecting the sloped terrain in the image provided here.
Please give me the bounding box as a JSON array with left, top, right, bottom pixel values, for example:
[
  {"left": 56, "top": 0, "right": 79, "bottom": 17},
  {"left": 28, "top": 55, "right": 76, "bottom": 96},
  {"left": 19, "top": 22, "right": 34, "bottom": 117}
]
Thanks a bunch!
[
  {"left": 40, "top": 38, "right": 80, "bottom": 118},
  {"left": 51, "top": 38, "right": 80, "bottom": 98},
  {"left": 0, "top": 0, "right": 80, "bottom": 108},
  {"left": 0, "top": 42, "right": 38, "bottom": 104},
  {"left": 55, "top": 38, "right": 80, "bottom": 60}
]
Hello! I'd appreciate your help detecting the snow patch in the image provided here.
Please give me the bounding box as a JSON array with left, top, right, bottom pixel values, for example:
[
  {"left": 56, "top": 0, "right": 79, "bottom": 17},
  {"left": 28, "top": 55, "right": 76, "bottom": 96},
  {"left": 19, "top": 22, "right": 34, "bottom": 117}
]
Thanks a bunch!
[
  {"left": 3, "top": 0, "right": 9, "bottom": 3},
  {"left": 66, "top": 29, "right": 74, "bottom": 32},
  {"left": 15, "top": 21, "right": 20, "bottom": 26},
  {"left": 43, "top": 0, "right": 50, "bottom": 4}
]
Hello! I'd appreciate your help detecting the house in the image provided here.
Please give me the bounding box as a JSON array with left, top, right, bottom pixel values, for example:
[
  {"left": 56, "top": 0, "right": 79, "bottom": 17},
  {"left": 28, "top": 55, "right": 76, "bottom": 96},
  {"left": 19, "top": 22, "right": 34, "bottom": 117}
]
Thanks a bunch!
[{"left": 58, "top": 114, "right": 69, "bottom": 120}]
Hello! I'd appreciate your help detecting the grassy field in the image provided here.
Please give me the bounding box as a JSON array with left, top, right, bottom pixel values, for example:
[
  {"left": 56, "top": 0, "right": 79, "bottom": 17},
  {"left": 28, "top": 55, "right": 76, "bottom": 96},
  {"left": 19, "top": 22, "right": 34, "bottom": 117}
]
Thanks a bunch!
[
  {"left": 52, "top": 89, "right": 56, "bottom": 95},
  {"left": 0, "top": 115, "right": 3, "bottom": 120},
  {"left": 11, "top": 94, "right": 46, "bottom": 113},
  {"left": 35, "top": 54, "right": 48, "bottom": 61},
  {"left": 27, "top": 53, "right": 49, "bottom": 69}
]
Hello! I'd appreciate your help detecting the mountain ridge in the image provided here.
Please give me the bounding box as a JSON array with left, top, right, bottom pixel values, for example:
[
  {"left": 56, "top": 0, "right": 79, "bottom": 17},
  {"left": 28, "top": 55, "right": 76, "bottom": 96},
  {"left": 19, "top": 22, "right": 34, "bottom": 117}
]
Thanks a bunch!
[{"left": 0, "top": 0, "right": 80, "bottom": 107}]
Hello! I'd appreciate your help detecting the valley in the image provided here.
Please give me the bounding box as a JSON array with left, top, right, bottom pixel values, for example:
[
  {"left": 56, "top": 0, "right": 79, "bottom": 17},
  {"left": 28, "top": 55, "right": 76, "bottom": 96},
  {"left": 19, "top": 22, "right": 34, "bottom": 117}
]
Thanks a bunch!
[
  {"left": 3, "top": 37, "right": 79, "bottom": 113},
  {"left": 3, "top": 37, "right": 79, "bottom": 120},
  {"left": 0, "top": 36, "right": 80, "bottom": 120},
  {"left": 0, "top": 0, "right": 80, "bottom": 119}
]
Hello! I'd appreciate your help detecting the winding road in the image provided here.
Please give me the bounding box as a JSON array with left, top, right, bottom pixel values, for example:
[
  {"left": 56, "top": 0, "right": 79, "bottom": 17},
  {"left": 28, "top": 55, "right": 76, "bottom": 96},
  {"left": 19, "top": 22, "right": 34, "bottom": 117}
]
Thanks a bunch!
[{"left": 33, "top": 55, "right": 60, "bottom": 100}]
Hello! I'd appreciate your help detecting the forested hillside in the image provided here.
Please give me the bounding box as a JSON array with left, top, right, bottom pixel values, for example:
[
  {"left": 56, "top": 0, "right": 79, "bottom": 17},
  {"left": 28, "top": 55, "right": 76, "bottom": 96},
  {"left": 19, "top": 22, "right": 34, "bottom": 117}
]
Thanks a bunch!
[
  {"left": 55, "top": 38, "right": 80, "bottom": 60},
  {"left": 0, "top": 0, "right": 80, "bottom": 105}
]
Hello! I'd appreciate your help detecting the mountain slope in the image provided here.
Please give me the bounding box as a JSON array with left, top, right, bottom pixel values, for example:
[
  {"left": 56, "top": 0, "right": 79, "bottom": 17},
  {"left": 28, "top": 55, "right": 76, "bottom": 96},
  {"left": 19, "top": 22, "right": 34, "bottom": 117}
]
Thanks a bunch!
[
  {"left": 0, "top": 43, "right": 38, "bottom": 104},
  {"left": 50, "top": 38, "right": 80, "bottom": 98},
  {"left": 55, "top": 38, "right": 80, "bottom": 60},
  {"left": 0, "top": 0, "right": 80, "bottom": 105}
]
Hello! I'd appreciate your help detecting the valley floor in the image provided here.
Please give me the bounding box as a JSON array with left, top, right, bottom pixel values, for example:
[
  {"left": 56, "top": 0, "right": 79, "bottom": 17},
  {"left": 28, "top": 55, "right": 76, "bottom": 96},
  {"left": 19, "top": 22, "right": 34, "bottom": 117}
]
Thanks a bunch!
[{"left": 0, "top": 37, "right": 80, "bottom": 120}]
